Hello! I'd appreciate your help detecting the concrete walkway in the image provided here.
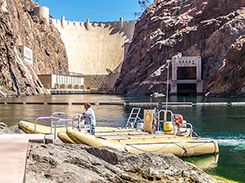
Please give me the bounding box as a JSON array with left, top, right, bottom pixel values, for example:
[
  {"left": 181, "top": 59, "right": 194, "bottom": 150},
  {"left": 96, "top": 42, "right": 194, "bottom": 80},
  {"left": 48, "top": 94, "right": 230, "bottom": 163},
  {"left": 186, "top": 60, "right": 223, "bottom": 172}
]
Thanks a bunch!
[{"left": 0, "top": 134, "right": 46, "bottom": 183}]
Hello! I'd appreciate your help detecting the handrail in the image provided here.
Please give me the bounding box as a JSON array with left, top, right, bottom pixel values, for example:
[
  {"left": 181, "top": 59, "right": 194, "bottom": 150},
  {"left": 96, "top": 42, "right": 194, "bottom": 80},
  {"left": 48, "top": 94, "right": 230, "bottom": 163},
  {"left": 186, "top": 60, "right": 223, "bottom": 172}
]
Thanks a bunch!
[
  {"left": 34, "top": 116, "right": 52, "bottom": 134},
  {"left": 50, "top": 112, "right": 67, "bottom": 135},
  {"left": 157, "top": 110, "right": 174, "bottom": 132},
  {"left": 53, "top": 118, "right": 74, "bottom": 138},
  {"left": 79, "top": 115, "right": 92, "bottom": 131},
  {"left": 34, "top": 112, "right": 95, "bottom": 138},
  {"left": 72, "top": 113, "right": 84, "bottom": 131},
  {"left": 72, "top": 113, "right": 84, "bottom": 126},
  {"left": 34, "top": 112, "right": 68, "bottom": 139}
]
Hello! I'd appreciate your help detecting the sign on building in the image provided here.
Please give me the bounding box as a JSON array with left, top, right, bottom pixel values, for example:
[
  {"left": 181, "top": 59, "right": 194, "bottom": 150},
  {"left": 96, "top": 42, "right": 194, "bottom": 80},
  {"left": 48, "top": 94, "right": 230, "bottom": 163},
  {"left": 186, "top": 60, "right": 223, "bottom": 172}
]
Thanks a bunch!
[{"left": 18, "top": 45, "right": 33, "bottom": 66}]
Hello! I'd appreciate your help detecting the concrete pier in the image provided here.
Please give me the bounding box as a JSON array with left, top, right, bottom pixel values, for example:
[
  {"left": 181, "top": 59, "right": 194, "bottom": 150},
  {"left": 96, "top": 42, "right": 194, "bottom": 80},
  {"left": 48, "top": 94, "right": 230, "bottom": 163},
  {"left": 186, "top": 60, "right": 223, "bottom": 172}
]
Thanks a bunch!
[{"left": 0, "top": 134, "right": 49, "bottom": 183}]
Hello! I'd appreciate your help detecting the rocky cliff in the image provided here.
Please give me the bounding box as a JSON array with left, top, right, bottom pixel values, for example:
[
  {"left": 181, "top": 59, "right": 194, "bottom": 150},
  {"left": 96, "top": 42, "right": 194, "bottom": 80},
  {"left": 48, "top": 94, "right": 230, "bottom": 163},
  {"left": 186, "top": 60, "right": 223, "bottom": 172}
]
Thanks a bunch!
[
  {"left": 25, "top": 143, "right": 223, "bottom": 183},
  {"left": 114, "top": 0, "right": 245, "bottom": 96},
  {"left": 0, "top": 0, "right": 68, "bottom": 96}
]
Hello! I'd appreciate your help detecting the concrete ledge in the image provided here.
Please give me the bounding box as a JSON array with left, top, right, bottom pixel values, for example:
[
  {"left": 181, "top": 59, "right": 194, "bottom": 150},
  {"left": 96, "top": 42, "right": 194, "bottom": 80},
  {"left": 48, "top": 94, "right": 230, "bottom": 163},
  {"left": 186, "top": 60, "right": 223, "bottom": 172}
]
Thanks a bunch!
[
  {"left": 47, "top": 102, "right": 69, "bottom": 105},
  {"left": 71, "top": 102, "right": 95, "bottom": 105},
  {"left": 0, "top": 134, "right": 47, "bottom": 183},
  {"left": 6, "top": 102, "right": 25, "bottom": 105},
  {"left": 25, "top": 102, "right": 45, "bottom": 105},
  {"left": 98, "top": 102, "right": 125, "bottom": 105},
  {"left": 0, "top": 134, "right": 45, "bottom": 140}
]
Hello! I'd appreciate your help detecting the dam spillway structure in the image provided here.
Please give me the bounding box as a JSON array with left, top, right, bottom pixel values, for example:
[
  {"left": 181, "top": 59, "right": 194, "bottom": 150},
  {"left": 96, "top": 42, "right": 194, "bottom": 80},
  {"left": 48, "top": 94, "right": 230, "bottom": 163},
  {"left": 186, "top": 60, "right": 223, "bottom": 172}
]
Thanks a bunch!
[{"left": 52, "top": 17, "right": 136, "bottom": 75}]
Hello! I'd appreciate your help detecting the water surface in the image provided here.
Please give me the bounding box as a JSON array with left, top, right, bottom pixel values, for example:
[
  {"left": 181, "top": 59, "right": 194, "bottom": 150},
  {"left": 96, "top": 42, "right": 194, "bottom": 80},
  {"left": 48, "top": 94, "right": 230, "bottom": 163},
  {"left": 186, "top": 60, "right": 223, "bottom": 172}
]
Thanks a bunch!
[{"left": 0, "top": 94, "right": 244, "bottom": 182}]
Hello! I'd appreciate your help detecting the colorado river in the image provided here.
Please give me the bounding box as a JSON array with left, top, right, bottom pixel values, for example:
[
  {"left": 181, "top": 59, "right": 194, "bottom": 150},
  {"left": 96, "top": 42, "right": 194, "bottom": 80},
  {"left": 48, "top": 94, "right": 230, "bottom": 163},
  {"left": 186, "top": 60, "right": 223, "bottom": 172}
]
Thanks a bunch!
[{"left": 0, "top": 94, "right": 244, "bottom": 182}]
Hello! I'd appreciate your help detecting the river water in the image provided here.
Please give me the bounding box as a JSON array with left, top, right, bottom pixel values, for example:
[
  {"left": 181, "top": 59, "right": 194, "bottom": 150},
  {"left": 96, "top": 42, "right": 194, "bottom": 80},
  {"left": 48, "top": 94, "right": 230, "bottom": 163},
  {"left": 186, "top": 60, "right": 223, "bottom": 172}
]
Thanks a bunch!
[{"left": 0, "top": 94, "right": 245, "bottom": 182}]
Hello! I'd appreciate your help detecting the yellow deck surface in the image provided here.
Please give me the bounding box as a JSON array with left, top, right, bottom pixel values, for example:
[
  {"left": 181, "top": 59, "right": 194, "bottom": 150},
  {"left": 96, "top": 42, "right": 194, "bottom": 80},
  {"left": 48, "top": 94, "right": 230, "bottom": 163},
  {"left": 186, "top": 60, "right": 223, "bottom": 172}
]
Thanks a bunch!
[
  {"left": 66, "top": 129, "right": 219, "bottom": 157},
  {"left": 19, "top": 121, "right": 71, "bottom": 134}
]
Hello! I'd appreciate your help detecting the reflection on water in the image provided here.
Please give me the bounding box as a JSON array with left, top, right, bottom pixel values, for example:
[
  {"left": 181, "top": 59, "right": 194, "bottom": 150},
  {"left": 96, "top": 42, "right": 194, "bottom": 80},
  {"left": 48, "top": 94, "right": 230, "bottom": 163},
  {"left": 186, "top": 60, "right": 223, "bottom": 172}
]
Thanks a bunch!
[
  {"left": 0, "top": 94, "right": 245, "bottom": 182},
  {"left": 183, "top": 154, "right": 219, "bottom": 171}
]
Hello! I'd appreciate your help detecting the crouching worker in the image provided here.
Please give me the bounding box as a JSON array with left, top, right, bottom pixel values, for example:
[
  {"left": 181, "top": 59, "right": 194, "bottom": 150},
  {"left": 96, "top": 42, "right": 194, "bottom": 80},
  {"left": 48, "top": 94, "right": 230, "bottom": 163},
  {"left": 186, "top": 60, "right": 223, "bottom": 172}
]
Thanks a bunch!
[{"left": 83, "top": 103, "right": 96, "bottom": 135}]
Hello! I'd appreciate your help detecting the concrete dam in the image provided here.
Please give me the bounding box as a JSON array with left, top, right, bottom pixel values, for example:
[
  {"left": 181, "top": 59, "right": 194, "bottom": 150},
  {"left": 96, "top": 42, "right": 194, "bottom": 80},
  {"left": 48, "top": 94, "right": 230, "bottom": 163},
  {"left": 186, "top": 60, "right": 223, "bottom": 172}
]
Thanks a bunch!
[{"left": 52, "top": 17, "right": 136, "bottom": 75}]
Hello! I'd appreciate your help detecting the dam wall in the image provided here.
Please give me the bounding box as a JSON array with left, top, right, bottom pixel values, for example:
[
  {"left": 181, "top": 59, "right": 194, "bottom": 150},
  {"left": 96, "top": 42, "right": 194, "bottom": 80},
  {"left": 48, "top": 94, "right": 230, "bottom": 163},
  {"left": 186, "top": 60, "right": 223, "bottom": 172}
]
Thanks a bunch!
[{"left": 52, "top": 17, "right": 136, "bottom": 75}]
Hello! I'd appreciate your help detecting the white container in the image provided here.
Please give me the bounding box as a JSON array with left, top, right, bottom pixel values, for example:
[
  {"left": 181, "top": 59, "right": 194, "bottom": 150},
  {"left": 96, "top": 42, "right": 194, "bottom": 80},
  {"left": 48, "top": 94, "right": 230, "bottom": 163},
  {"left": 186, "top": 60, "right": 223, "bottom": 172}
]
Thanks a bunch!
[{"left": 137, "top": 123, "right": 144, "bottom": 130}]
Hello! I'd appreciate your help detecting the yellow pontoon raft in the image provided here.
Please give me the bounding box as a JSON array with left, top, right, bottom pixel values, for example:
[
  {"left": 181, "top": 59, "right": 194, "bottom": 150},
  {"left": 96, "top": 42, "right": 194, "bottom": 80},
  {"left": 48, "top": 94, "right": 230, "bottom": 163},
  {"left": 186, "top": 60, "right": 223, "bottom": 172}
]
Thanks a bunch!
[
  {"left": 60, "top": 108, "right": 219, "bottom": 157},
  {"left": 18, "top": 109, "right": 219, "bottom": 157}
]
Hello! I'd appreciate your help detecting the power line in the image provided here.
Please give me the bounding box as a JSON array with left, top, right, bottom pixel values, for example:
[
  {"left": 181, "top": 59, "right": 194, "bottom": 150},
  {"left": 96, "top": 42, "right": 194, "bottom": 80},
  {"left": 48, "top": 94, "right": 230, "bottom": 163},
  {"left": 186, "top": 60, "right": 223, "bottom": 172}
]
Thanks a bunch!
[{"left": 134, "top": 0, "right": 153, "bottom": 17}]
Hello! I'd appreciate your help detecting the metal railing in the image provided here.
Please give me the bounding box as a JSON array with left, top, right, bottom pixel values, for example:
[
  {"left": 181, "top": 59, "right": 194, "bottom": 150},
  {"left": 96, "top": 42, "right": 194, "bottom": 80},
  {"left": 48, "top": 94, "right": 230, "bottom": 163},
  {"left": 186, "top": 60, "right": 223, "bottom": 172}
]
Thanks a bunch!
[
  {"left": 71, "top": 114, "right": 91, "bottom": 131},
  {"left": 34, "top": 112, "right": 93, "bottom": 139}
]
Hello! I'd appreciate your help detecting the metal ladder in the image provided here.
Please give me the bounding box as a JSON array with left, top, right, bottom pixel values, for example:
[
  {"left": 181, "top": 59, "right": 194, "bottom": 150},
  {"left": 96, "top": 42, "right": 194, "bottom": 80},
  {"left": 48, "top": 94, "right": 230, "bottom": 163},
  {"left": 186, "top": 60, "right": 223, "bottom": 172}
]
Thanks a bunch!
[{"left": 125, "top": 107, "right": 142, "bottom": 128}]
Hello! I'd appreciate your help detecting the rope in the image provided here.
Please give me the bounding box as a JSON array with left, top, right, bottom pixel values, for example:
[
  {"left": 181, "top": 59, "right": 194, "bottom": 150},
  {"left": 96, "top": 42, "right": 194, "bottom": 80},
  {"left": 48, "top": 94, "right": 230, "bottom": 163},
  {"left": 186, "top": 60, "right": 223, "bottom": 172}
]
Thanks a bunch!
[
  {"left": 124, "top": 138, "right": 215, "bottom": 155},
  {"left": 126, "top": 143, "right": 169, "bottom": 153},
  {"left": 211, "top": 139, "right": 217, "bottom": 153},
  {"left": 119, "top": 140, "right": 128, "bottom": 152},
  {"left": 176, "top": 136, "right": 187, "bottom": 156}
]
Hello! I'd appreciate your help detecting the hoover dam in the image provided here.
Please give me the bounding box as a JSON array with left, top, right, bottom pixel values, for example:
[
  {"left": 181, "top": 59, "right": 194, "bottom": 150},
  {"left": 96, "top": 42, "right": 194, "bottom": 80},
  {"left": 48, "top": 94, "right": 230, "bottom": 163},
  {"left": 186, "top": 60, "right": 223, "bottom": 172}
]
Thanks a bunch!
[{"left": 52, "top": 17, "right": 136, "bottom": 75}]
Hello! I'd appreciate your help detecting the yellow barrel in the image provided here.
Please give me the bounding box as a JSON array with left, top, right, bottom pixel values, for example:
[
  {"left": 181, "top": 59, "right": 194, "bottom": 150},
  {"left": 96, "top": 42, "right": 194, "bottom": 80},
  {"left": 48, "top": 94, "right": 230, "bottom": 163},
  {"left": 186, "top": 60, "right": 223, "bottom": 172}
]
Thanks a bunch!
[{"left": 164, "top": 122, "right": 173, "bottom": 134}]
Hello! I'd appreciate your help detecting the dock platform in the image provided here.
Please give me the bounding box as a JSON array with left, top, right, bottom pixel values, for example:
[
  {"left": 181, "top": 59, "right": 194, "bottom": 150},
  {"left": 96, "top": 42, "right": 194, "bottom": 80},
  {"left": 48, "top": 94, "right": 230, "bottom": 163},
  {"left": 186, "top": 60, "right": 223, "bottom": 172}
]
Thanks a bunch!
[{"left": 0, "top": 134, "right": 51, "bottom": 183}]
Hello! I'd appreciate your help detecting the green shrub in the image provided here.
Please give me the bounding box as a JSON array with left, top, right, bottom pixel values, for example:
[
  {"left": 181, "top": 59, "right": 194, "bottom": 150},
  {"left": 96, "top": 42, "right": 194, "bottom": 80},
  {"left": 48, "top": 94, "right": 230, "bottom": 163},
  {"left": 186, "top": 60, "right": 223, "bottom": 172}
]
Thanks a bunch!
[
  {"left": 1, "top": 82, "right": 12, "bottom": 91},
  {"left": 175, "top": 29, "right": 180, "bottom": 34}
]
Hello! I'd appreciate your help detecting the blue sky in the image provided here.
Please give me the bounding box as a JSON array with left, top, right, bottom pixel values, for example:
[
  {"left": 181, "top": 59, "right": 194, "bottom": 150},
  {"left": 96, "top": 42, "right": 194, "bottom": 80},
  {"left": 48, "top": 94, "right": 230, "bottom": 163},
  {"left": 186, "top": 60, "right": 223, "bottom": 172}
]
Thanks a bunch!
[{"left": 37, "top": 0, "right": 152, "bottom": 22}]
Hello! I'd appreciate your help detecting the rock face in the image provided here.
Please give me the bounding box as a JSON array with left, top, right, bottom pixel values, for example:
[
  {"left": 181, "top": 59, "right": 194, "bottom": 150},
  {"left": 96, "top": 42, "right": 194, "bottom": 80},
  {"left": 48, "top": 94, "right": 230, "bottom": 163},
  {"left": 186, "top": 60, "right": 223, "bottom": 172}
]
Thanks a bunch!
[
  {"left": 25, "top": 143, "right": 223, "bottom": 183},
  {"left": 114, "top": 0, "right": 245, "bottom": 96},
  {"left": 207, "top": 36, "right": 245, "bottom": 96},
  {"left": 0, "top": 0, "right": 68, "bottom": 96},
  {"left": 0, "top": 122, "right": 24, "bottom": 134}
]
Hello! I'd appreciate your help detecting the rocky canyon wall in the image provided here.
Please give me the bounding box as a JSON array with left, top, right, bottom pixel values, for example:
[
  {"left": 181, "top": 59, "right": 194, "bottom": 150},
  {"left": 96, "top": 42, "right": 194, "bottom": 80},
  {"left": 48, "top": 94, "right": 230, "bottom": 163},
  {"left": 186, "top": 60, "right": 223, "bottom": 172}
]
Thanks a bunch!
[
  {"left": 0, "top": 0, "right": 68, "bottom": 96},
  {"left": 114, "top": 0, "right": 245, "bottom": 96}
]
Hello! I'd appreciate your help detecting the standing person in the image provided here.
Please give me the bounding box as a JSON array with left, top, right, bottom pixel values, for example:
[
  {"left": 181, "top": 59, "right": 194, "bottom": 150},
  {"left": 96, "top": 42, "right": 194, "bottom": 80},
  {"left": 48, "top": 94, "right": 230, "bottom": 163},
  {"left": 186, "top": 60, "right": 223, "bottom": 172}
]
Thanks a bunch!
[{"left": 83, "top": 103, "right": 96, "bottom": 135}]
